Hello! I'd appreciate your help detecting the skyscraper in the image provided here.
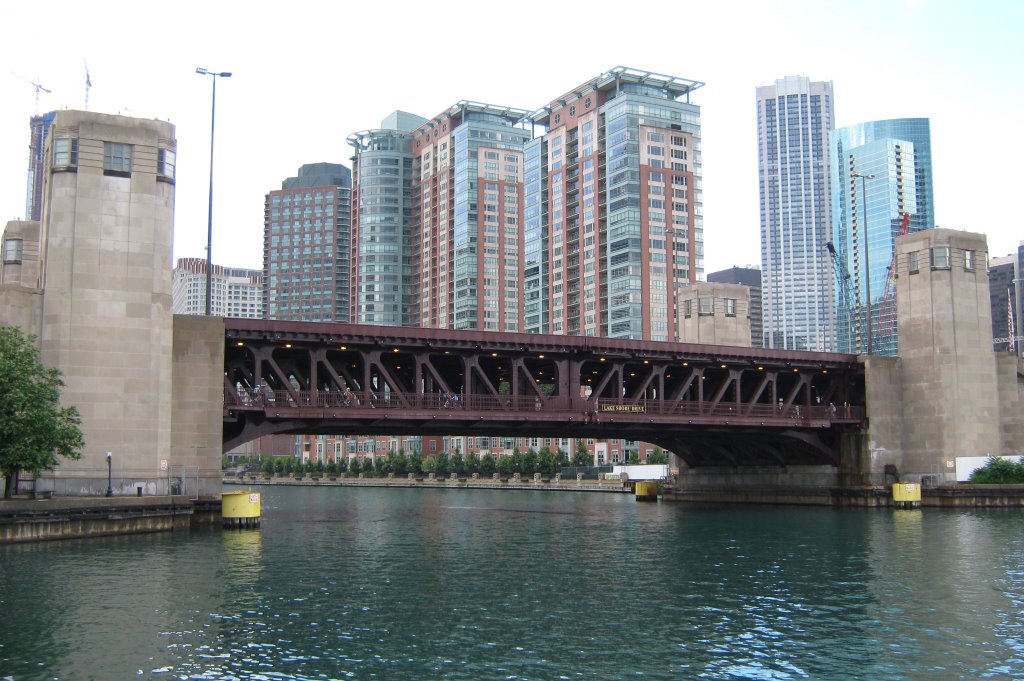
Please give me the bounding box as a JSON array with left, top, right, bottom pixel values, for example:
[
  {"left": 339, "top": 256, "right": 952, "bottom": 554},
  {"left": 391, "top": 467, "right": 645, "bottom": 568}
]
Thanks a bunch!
[
  {"left": 757, "top": 76, "right": 835, "bottom": 351},
  {"left": 264, "top": 163, "right": 352, "bottom": 322},
  {"left": 348, "top": 112, "right": 425, "bottom": 326},
  {"left": 525, "top": 66, "right": 704, "bottom": 340},
  {"left": 172, "top": 258, "right": 262, "bottom": 318},
  {"left": 25, "top": 111, "right": 56, "bottom": 221},
  {"left": 830, "top": 118, "right": 934, "bottom": 354}
]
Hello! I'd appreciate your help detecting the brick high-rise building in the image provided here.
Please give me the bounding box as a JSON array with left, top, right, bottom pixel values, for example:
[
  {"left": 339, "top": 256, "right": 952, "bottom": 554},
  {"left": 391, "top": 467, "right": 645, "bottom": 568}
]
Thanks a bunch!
[
  {"left": 264, "top": 163, "right": 352, "bottom": 322},
  {"left": 410, "top": 102, "right": 531, "bottom": 331},
  {"left": 525, "top": 66, "right": 704, "bottom": 340}
]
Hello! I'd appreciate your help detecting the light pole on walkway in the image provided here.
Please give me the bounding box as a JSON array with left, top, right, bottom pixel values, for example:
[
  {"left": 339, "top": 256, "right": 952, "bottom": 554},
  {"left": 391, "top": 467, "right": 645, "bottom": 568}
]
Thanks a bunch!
[
  {"left": 105, "top": 451, "right": 113, "bottom": 497},
  {"left": 852, "top": 171, "right": 876, "bottom": 355},
  {"left": 195, "top": 67, "right": 232, "bottom": 316}
]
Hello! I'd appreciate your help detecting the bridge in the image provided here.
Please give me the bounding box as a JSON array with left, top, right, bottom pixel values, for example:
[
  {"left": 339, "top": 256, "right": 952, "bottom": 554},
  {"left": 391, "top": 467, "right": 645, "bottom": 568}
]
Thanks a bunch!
[{"left": 222, "top": 319, "right": 866, "bottom": 467}]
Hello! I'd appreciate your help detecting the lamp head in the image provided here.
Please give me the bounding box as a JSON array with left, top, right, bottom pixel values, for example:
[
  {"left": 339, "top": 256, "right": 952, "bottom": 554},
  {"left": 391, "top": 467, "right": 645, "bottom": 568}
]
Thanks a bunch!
[{"left": 106, "top": 451, "right": 112, "bottom": 461}]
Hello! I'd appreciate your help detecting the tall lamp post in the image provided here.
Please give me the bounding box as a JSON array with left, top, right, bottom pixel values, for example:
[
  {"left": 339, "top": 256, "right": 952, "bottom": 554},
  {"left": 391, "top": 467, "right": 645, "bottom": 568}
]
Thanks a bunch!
[
  {"left": 195, "top": 67, "right": 232, "bottom": 316},
  {"left": 105, "top": 451, "right": 113, "bottom": 497},
  {"left": 851, "top": 171, "right": 875, "bottom": 355}
]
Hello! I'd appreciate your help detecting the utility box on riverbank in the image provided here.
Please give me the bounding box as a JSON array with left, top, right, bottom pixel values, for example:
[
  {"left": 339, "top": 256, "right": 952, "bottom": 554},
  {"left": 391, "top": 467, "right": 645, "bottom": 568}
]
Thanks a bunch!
[{"left": 892, "top": 483, "right": 921, "bottom": 509}]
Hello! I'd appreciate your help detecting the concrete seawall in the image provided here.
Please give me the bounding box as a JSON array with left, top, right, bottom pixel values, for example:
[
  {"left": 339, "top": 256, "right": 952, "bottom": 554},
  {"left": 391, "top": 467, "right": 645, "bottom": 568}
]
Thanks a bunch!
[
  {"left": 225, "top": 476, "right": 631, "bottom": 493},
  {"left": 0, "top": 496, "right": 221, "bottom": 544}
]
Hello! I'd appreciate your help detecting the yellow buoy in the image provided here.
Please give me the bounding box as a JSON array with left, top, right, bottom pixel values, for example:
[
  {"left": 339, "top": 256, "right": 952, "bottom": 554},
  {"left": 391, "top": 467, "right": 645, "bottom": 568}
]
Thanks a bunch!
[{"left": 221, "top": 491, "right": 261, "bottom": 528}]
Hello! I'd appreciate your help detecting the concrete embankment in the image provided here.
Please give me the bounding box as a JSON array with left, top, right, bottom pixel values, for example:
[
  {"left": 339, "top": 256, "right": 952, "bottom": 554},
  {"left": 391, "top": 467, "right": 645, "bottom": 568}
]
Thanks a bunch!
[
  {"left": 0, "top": 496, "right": 221, "bottom": 544},
  {"left": 225, "top": 475, "right": 632, "bottom": 493},
  {"left": 661, "top": 484, "right": 1024, "bottom": 507}
]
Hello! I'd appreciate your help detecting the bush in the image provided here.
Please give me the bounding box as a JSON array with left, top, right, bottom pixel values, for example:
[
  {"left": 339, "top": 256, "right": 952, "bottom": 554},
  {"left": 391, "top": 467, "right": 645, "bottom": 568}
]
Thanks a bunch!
[{"left": 969, "top": 456, "right": 1024, "bottom": 484}]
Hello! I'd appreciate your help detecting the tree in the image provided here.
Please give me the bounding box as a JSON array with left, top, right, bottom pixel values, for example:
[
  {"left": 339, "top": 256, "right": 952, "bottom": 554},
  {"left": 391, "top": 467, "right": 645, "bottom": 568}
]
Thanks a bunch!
[
  {"left": 478, "top": 453, "right": 496, "bottom": 476},
  {"left": 349, "top": 457, "right": 362, "bottom": 475},
  {"left": 627, "top": 451, "right": 640, "bottom": 465},
  {"left": 496, "top": 453, "right": 515, "bottom": 476},
  {"left": 573, "top": 439, "right": 591, "bottom": 467},
  {"left": 0, "top": 326, "right": 84, "bottom": 498},
  {"left": 648, "top": 447, "right": 669, "bottom": 465},
  {"left": 969, "top": 456, "right": 1024, "bottom": 484}
]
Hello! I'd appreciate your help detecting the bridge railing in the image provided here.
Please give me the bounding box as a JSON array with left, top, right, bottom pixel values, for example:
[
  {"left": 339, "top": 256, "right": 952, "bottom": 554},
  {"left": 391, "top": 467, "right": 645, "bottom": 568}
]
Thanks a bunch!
[{"left": 226, "top": 388, "right": 863, "bottom": 423}]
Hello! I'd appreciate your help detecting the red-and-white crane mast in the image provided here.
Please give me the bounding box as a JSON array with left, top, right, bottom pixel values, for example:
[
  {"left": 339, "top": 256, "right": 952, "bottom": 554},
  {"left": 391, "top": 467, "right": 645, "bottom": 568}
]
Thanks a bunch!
[{"left": 877, "top": 212, "right": 912, "bottom": 345}]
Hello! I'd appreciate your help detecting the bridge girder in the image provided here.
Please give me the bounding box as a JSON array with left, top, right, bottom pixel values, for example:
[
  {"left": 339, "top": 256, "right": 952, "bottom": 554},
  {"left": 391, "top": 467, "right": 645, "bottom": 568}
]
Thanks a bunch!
[{"left": 222, "top": 320, "right": 866, "bottom": 466}]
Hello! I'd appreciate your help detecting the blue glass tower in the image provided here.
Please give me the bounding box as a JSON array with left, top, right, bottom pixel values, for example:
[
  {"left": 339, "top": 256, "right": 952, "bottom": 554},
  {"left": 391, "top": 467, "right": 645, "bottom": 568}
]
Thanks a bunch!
[{"left": 830, "top": 118, "right": 934, "bottom": 355}]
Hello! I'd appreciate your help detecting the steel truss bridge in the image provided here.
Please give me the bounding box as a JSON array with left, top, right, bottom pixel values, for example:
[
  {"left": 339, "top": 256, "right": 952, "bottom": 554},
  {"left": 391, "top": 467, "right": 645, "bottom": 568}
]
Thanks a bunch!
[{"left": 223, "top": 320, "right": 866, "bottom": 467}]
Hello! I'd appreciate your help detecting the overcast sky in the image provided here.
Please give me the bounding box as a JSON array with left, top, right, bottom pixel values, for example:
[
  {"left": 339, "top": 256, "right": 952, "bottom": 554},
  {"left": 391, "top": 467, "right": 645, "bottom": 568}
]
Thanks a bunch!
[{"left": 2, "top": 0, "right": 1021, "bottom": 276}]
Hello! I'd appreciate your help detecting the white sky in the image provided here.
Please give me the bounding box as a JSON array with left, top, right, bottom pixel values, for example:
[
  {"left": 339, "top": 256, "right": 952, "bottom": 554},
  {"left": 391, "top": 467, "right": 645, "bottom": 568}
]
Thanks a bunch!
[{"left": 1, "top": 0, "right": 1021, "bottom": 276}]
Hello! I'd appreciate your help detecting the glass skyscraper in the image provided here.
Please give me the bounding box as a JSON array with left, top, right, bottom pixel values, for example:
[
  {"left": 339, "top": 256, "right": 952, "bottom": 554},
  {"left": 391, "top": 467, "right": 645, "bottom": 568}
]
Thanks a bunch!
[
  {"left": 757, "top": 76, "right": 835, "bottom": 351},
  {"left": 830, "top": 118, "right": 934, "bottom": 355}
]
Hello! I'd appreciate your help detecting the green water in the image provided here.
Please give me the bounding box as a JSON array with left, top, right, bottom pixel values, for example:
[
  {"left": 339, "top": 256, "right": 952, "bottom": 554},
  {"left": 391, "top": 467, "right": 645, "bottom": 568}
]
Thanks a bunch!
[{"left": 1, "top": 486, "right": 1022, "bottom": 680}]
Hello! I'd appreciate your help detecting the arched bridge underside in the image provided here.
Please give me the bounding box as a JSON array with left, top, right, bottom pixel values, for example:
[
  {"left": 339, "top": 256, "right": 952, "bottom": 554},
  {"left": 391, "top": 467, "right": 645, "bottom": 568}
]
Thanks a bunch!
[{"left": 223, "top": 320, "right": 866, "bottom": 467}]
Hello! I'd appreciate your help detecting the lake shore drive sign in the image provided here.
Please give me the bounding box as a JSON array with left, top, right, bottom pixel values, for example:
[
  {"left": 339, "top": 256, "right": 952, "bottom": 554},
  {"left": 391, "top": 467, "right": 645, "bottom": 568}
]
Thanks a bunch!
[{"left": 601, "top": 404, "right": 647, "bottom": 413}]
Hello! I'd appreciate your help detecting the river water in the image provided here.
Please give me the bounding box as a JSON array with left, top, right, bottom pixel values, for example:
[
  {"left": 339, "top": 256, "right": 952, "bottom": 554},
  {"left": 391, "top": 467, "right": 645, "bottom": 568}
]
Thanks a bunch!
[{"left": 1, "top": 486, "right": 1022, "bottom": 680}]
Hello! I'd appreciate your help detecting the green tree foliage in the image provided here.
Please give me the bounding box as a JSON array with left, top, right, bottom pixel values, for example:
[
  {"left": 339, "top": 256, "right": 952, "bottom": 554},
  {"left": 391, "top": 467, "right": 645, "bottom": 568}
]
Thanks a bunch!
[
  {"left": 0, "top": 327, "right": 84, "bottom": 498},
  {"left": 325, "top": 460, "right": 339, "bottom": 478},
  {"left": 407, "top": 452, "right": 422, "bottom": 476},
  {"left": 450, "top": 451, "right": 465, "bottom": 476},
  {"left": 435, "top": 451, "right": 450, "bottom": 477},
  {"left": 497, "top": 453, "right": 515, "bottom": 476},
  {"left": 627, "top": 451, "right": 640, "bottom": 465},
  {"left": 969, "top": 456, "right": 1024, "bottom": 484},
  {"left": 573, "top": 439, "right": 591, "bottom": 467},
  {"left": 349, "top": 457, "right": 362, "bottom": 476},
  {"left": 463, "top": 452, "right": 479, "bottom": 475},
  {"left": 538, "top": 447, "right": 559, "bottom": 476},
  {"left": 647, "top": 447, "right": 669, "bottom": 465},
  {"left": 478, "top": 453, "right": 496, "bottom": 476},
  {"left": 421, "top": 455, "right": 437, "bottom": 475}
]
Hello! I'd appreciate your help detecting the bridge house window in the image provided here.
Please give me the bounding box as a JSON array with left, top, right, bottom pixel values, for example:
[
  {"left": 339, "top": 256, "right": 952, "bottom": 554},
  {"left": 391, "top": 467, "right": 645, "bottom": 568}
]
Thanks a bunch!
[
  {"left": 908, "top": 250, "right": 920, "bottom": 274},
  {"left": 724, "top": 298, "right": 737, "bottom": 317},
  {"left": 931, "top": 246, "right": 951, "bottom": 270},
  {"left": 3, "top": 238, "right": 23, "bottom": 264},
  {"left": 157, "top": 148, "right": 176, "bottom": 182},
  {"left": 963, "top": 249, "right": 976, "bottom": 271},
  {"left": 53, "top": 137, "right": 78, "bottom": 169},
  {"left": 103, "top": 142, "right": 132, "bottom": 177},
  {"left": 698, "top": 297, "right": 714, "bottom": 315}
]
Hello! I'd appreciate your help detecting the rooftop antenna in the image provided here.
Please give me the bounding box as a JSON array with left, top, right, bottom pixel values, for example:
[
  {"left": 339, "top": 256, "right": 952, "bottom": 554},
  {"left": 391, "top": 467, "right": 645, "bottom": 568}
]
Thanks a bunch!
[
  {"left": 10, "top": 72, "right": 51, "bottom": 114},
  {"left": 84, "top": 59, "right": 92, "bottom": 111}
]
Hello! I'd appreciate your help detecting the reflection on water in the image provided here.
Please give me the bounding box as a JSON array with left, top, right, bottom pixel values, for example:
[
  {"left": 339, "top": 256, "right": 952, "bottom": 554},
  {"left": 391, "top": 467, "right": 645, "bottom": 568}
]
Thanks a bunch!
[{"left": 1, "top": 488, "right": 1022, "bottom": 680}]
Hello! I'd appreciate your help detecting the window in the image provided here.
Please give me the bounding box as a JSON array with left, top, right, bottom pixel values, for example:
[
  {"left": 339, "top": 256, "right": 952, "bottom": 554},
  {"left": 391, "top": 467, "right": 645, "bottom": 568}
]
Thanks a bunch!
[
  {"left": 698, "top": 297, "right": 714, "bottom": 315},
  {"left": 53, "top": 138, "right": 78, "bottom": 169},
  {"left": 931, "top": 246, "right": 951, "bottom": 269},
  {"left": 908, "top": 250, "right": 920, "bottom": 274},
  {"left": 3, "top": 238, "right": 23, "bottom": 264},
  {"left": 964, "top": 249, "right": 975, "bottom": 271},
  {"left": 724, "top": 298, "right": 737, "bottom": 316},
  {"left": 103, "top": 142, "right": 132, "bottom": 176},
  {"left": 158, "top": 148, "right": 175, "bottom": 181}
]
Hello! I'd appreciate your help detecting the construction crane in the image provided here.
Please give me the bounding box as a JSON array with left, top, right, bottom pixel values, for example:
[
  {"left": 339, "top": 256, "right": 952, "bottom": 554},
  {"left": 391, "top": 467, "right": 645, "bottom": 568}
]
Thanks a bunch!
[
  {"left": 10, "top": 72, "right": 51, "bottom": 114},
  {"left": 826, "top": 240, "right": 858, "bottom": 352},
  {"left": 876, "top": 212, "right": 912, "bottom": 352}
]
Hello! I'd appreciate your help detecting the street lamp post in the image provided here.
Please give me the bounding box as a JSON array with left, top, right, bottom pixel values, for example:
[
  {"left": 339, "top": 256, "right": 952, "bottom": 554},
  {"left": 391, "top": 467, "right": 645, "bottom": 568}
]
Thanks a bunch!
[
  {"left": 105, "top": 451, "right": 113, "bottom": 497},
  {"left": 195, "top": 67, "right": 232, "bottom": 316},
  {"left": 851, "top": 171, "right": 876, "bottom": 355}
]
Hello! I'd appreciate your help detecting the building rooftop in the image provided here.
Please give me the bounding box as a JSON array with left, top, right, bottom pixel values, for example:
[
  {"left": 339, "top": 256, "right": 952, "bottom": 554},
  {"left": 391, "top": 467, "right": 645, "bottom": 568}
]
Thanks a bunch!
[{"left": 531, "top": 66, "right": 704, "bottom": 126}]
